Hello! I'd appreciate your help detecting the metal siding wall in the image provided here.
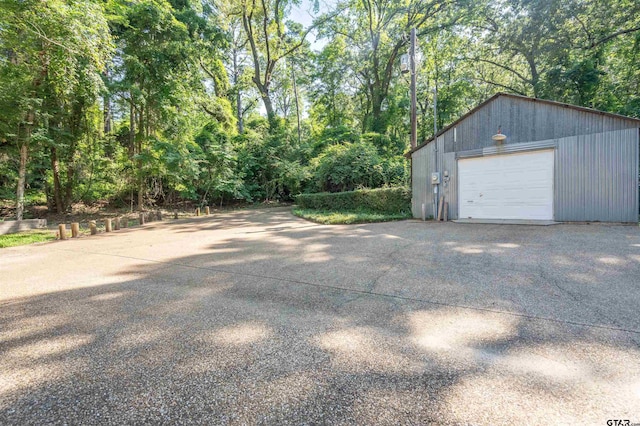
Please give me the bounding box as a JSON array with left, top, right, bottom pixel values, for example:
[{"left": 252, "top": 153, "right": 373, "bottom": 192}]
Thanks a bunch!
[
  {"left": 411, "top": 143, "right": 435, "bottom": 218},
  {"left": 435, "top": 136, "right": 446, "bottom": 218},
  {"left": 555, "top": 128, "right": 639, "bottom": 222},
  {"left": 413, "top": 95, "right": 640, "bottom": 222},
  {"left": 428, "top": 95, "right": 640, "bottom": 155},
  {"left": 457, "top": 139, "right": 557, "bottom": 159},
  {"left": 441, "top": 153, "right": 458, "bottom": 219}
]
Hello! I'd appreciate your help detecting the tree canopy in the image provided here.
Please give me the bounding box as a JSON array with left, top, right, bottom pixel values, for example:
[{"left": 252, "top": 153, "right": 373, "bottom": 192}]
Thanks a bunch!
[{"left": 1, "top": 0, "right": 639, "bottom": 217}]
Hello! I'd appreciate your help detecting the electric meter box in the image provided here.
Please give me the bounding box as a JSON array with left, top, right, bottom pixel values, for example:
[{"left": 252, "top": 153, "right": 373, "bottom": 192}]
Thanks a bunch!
[{"left": 431, "top": 172, "right": 441, "bottom": 185}]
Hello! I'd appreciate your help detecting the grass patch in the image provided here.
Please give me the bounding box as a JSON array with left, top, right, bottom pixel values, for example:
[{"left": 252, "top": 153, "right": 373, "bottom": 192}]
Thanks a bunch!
[
  {"left": 293, "top": 208, "right": 411, "bottom": 225},
  {"left": 0, "top": 230, "right": 56, "bottom": 248}
]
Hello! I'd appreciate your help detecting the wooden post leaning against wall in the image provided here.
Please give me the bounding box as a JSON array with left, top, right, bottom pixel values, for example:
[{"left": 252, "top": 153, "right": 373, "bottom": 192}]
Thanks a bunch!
[
  {"left": 58, "top": 224, "right": 67, "bottom": 240},
  {"left": 437, "top": 196, "right": 445, "bottom": 221},
  {"left": 105, "top": 218, "right": 112, "bottom": 232},
  {"left": 89, "top": 220, "right": 97, "bottom": 235},
  {"left": 71, "top": 222, "right": 80, "bottom": 238}
]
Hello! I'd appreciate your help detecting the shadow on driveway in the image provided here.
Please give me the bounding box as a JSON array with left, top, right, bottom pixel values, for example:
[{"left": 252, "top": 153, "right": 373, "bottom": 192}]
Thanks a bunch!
[{"left": 1, "top": 208, "right": 639, "bottom": 424}]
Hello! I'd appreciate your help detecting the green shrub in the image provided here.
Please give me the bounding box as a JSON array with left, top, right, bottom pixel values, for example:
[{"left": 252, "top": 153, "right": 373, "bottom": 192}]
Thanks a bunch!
[
  {"left": 381, "top": 156, "right": 410, "bottom": 187},
  {"left": 361, "top": 132, "right": 405, "bottom": 156},
  {"left": 311, "top": 125, "right": 360, "bottom": 157},
  {"left": 295, "top": 187, "right": 411, "bottom": 214},
  {"left": 311, "top": 141, "right": 384, "bottom": 192}
]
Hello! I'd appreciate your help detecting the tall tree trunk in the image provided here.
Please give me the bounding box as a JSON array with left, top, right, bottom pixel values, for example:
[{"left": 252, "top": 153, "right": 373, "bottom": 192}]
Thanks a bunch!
[
  {"left": 233, "top": 49, "right": 243, "bottom": 133},
  {"left": 129, "top": 98, "right": 135, "bottom": 155},
  {"left": 65, "top": 162, "right": 74, "bottom": 209},
  {"left": 137, "top": 104, "right": 144, "bottom": 211},
  {"left": 371, "top": 97, "right": 384, "bottom": 133},
  {"left": 291, "top": 62, "right": 301, "bottom": 145},
  {"left": 137, "top": 165, "right": 144, "bottom": 210},
  {"left": 367, "top": 80, "right": 386, "bottom": 133},
  {"left": 237, "top": 89, "right": 243, "bottom": 133},
  {"left": 260, "top": 89, "right": 275, "bottom": 120},
  {"left": 104, "top": 96, "right": 111, "bottom": 134},
  {"left": 16, "top": 108, "right": 37, "bottom": 220},
  {"left": 51, "top": 146, "right": 64, "bottom": 214},
  {"left": 14, "top": 43, "right": 46, "bottom": 220},
  {"left": 103, "top": 68, "right": 111, "bottom": 133},
  {"left": 16, "top": 141, "right": 28, "bottom": 221}
]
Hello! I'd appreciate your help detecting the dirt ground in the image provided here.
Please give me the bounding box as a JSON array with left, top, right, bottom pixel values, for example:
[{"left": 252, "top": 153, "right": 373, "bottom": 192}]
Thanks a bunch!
[{"left": 1, "top": 198, "right": 290, "bottom": 229}]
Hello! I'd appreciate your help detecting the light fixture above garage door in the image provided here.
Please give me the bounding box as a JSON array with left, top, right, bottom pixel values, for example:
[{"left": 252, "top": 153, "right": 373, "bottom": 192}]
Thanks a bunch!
[{"left": 492, "top": 126, "right": 507, "bottom": 143}]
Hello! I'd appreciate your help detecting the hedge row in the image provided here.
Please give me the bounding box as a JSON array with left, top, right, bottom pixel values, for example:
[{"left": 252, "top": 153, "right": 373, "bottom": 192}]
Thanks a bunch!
[{"left": 295, "top": 187, "right": 411, "bottom": 214}]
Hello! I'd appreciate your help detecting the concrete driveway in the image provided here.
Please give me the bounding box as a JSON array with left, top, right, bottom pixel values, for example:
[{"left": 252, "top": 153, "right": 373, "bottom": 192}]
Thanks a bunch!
[{"left": 1, "top": 207, "right": 639, "bottom": 425}]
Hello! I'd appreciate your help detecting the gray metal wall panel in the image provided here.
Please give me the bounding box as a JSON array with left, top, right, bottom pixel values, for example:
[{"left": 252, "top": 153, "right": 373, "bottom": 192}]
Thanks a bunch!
[
  {"left": 434, "top": 135, "right": 447, "bottom": 219},
  {"left": 555, "top": 128, "right": 639, "bottom": 222},
  {"left": 427, "top": 95, "right": 640, "bottom": 155},
  {"left": 411, "top": 143, "right": 435, "bottom": 219},
  {"left": 441, "top": 153, "right": 458, "bottom": 220},
  {"left": 413, "top": 94, "right": 640, "bottom": 223},
  {"left": 457, "top": 139, "right": 557, "bottom": 159}
]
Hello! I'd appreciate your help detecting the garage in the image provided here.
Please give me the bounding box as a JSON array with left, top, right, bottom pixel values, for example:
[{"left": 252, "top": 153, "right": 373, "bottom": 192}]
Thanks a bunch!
[
  {"left": 407, "top": 93, "right": 640, "bottom": 223},
  {"left": 458, "top": 150, "right": 554, "bottom": 220}
]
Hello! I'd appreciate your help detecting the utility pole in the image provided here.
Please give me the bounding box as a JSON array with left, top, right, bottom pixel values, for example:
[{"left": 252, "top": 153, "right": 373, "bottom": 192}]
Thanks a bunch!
[
  {"left": 433, "top": 86, "right": 437, "bottom": 136},
  {"left": 433, "top": 86, "right": 438, "bottom": 220},
  {"left": 410, "top": 28, "right": 417, "bottom": 150}
]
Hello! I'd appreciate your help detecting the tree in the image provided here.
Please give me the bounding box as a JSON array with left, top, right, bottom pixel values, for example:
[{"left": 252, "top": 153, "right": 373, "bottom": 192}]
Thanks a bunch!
[
  {"left": 415, "top": 30, "right": 481, "bottom": 140},
  {"left": 471, "top": 0, "right": 640, "bottom": 110},
  {"left": 232, "top": 0, "right": 335, "bottom": 121},
  {"left": 309, "top": 36, "right": 357, "bottom": 130},
  {"left": 109, "top": 0, "right": 224, "bottom": 210},
  {"left": 0, "top": 0, "right": 112, "bottom": 217},
  {"left": 335, "top": 0, "right": 470, "bottom": 132},
  {"left": 470, "top": 0, "right": 567, "bottom": 98}
]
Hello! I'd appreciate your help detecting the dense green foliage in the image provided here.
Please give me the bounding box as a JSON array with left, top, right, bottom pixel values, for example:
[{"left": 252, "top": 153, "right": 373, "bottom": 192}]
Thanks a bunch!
[
  {"left": 310, "top": 141, "right": 407, "bottom": 193},
  {"left": 296, "top": 187, "right": 411, "bottom": 215},
  {"left": 1, "top": 0, "right": 639, "bottom": 218}
]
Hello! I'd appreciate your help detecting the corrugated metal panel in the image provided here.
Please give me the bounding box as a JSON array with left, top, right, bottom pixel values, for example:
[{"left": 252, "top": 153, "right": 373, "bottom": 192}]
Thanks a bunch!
[
  {"left": 411, "top": 142, "right": 435, "bottom": 219},
  {"left": 456, "top": 149, "right": 483, "bottom": 159},
  {"left": 456, "top": 139, "right": 557, "bottom": 159},
  {"left": 412, "top": 94, "right": 640, "bottom": 223},
  {"left": 423, "top": 95, "right": 640, "bottom": 155},
  {"left": 555, "top": 128, "right": 639, "bottom": 222},
  {"left": 441, "top": 153, "right": 458, "bottom": 219}
]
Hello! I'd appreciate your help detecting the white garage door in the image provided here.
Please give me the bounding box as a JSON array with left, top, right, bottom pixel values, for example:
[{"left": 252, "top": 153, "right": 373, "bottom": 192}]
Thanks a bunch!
[{"left": 458, "top": 150, "right": 554, "bottom": 220}]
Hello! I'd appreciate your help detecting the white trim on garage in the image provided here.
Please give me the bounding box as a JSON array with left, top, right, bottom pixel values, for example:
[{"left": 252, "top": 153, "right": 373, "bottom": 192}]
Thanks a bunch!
[{"left": 458, "top": 149, "right": 555, "bottom": 220}]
